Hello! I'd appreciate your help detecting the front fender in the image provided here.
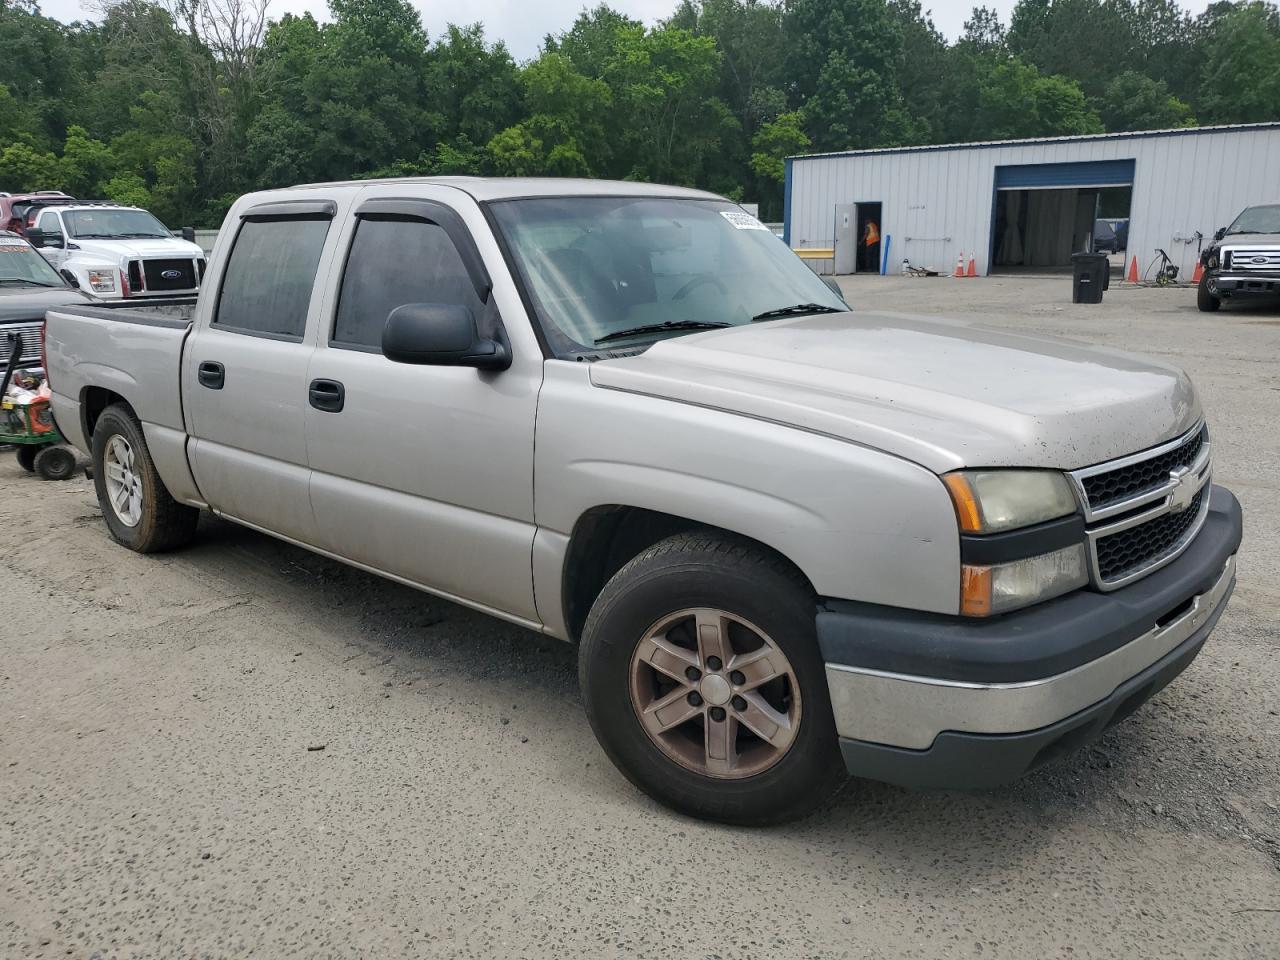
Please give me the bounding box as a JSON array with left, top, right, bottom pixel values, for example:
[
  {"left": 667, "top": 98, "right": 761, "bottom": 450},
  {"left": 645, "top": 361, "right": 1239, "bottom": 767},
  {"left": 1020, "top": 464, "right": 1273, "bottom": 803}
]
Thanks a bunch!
[{"left": 534, "top": 362, "right": 961, "bottom": 620}]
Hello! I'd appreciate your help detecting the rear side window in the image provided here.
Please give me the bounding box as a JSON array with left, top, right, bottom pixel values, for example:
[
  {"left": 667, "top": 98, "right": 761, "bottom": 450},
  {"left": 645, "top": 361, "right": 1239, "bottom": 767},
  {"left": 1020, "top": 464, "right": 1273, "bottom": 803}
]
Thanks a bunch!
[
  {"left": 332, "top": 217, "right": 483, "bottom": 349},
  {"left": 214, "top": 218, "right": 330, "bottom": 339}
]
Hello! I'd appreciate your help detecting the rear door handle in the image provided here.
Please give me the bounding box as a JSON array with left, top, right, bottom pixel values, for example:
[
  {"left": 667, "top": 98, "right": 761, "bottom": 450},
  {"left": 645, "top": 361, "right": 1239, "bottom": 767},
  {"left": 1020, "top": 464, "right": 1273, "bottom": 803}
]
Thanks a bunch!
[
  {"left": 197, "top": 361, "right": 224, "bottom": 389},
  {"left": 308, "top": 378, "right": 345, "bottom": 413}
]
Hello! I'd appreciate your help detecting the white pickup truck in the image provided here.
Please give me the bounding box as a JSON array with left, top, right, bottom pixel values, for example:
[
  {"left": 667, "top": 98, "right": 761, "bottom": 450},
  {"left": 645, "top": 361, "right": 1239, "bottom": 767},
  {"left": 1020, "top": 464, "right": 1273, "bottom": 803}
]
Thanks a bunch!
[
  {"left": 43, "top": 178, "right": 1242, "bottom": 824},
  {"left": 27, "top": 202, "right": 204, "bottom": 300}
]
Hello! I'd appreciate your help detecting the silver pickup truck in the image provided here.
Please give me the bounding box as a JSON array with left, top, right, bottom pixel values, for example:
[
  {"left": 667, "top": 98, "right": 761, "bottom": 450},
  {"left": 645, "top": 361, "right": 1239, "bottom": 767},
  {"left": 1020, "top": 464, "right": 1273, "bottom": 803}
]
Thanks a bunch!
[{"left": 44, "top": 178, "right": 1243, "bottom": 824}]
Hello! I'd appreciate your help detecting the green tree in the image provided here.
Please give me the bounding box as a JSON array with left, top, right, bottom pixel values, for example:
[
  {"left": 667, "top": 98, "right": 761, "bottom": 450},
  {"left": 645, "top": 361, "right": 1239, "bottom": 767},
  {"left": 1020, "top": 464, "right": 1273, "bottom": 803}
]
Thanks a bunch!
[
  {"left": 749, "top": 110, "right": 808, "bottom": 182},
  {"left": 1197, "top": 1, "right": 1280, "bottom": 123},
  {"left": 1098, "top": 70, "right": 1195, "bottom": 130}
]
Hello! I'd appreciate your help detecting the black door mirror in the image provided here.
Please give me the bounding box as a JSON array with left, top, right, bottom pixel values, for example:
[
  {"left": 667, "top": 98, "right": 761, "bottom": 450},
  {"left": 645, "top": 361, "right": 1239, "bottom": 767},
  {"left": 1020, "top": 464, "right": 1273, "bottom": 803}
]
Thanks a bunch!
[
  {"left": 181, "top": 226, "right": 196, "bottom": 243},
  {"left": 25, "top": 227, "right": 45, "bottom": 248},
  {"left": 59, "top": 268, "right": 79, "bottom": 288},
  {"left": 382, "top": 303, "right": 510, "bottom": 370},
  {"left": 1213, "top": 227, "right": 1226, "bottom": 242}
]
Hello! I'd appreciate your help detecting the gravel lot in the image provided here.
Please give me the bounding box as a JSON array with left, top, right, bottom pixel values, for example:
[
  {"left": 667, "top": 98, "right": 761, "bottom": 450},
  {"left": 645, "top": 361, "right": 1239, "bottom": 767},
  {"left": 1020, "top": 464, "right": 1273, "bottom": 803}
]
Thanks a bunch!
[{"left": 1, "top": 276, "right": 1277, "bottom": 959}]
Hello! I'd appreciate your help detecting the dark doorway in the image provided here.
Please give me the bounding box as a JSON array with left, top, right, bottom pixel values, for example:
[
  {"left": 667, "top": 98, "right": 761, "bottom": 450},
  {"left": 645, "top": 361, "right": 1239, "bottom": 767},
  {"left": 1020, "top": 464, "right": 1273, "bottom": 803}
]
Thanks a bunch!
[{"left": 856, "top": 202, "right": 882, "bottom": 274}]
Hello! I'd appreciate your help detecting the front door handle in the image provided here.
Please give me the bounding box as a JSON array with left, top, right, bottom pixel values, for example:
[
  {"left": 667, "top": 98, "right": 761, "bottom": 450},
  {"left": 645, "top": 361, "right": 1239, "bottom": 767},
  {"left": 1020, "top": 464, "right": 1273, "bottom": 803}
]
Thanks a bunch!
[
  {"left": 197, "top": 361, "right": 224, "bottom": 389},
  {"left": 308, "top": 378, "right": 345, "bottom": 413}
]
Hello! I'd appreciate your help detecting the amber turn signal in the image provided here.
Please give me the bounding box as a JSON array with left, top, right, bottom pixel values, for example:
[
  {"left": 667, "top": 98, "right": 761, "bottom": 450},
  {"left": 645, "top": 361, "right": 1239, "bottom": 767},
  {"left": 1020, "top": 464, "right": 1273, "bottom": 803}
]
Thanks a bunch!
[
  {"left": 942, "top": 473, "right": 983, "bottom": 533},
  {"left": 960, "top": 564, "right": 992, "bottom": 617}
]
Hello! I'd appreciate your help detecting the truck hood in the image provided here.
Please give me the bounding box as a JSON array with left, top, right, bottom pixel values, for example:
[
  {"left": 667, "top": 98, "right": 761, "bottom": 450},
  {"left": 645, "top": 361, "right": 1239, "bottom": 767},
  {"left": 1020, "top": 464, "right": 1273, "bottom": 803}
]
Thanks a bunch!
[
  {"left": 0, "top": 285, "right": 91, "bottom": 322},
  {"left": 70, "top": 237, "right": 203, "bottom": 261},
  {"left": 589, "top": 311, "right": 1200, "bottom": 473},
  {"left": 1219, "top": 233, "right": 1280, "bottom": 248}
]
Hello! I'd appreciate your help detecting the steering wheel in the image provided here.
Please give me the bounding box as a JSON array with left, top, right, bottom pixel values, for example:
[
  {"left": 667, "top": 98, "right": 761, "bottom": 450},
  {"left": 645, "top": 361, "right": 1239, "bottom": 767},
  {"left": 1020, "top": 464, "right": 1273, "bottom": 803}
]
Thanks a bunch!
[{"left": 673, "top": 274, "right": 728, "bottom": 300}]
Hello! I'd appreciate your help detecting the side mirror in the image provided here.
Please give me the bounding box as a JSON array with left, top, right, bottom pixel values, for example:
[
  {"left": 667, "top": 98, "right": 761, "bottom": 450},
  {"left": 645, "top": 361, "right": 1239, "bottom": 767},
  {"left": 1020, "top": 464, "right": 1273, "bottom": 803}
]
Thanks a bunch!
[
  {"left": 59, "top": 268, "right": 79, "bottom": 288},
  {"left": 821, "top": 276, "right": 848, "bottom": 305},
  {"left": 25, "top": 227, "right": 45, "bottom": 248},
  {"left": 1213, "top": 227, "right": 1225, "bottom": 242},
  {"left": 181, "top": 226, "right": 196, "bottom": 243},
  {"left": 382, "top": 302, "right": 510, "bottom": 370}
]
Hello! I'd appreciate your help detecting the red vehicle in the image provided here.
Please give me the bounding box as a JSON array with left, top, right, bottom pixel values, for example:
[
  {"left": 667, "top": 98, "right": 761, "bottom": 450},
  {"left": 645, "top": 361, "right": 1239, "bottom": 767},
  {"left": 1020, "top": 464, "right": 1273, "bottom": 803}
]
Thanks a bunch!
[{"left": 0, "top": 192, "right": 75, "bottom": 236}]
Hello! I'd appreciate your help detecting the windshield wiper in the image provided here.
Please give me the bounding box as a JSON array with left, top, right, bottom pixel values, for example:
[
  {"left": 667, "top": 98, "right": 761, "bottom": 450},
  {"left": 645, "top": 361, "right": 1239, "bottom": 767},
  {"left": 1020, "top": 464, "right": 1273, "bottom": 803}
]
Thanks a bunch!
[
  {"left": 594, "top": 320, "right": 729, "bottom": 345},
  {"left": 751, "top": 303, "right": 843, "bottom": 322},
  {"left": 0, "top": 277, "right": 58, "bottom": 287}
]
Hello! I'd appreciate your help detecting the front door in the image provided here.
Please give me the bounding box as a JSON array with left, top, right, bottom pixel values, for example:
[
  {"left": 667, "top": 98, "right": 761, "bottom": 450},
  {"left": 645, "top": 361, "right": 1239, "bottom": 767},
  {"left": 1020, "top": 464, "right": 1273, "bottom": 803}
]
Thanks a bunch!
[
  {"left": 36, "top": 211, "right": 68, "bottom": 268},
  {"left": 183, "top": 202, "right": 337, "bottom": 544},
  {"left": 302, "top": 188, "right": 542, "bottom": 622}
]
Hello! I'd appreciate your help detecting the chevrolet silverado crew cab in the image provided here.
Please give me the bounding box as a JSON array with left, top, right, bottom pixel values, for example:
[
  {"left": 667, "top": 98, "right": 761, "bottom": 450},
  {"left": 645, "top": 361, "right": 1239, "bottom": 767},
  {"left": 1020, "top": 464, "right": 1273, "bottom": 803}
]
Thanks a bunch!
[
  {"left": 43, "top": 178, "right": 1243, "bottom": 824},
  {"left": 26, "top": 202, "right": 204, "bottom": 300},
  {"left": 1198, "top": 202, "right": 1280, "bottom": 311}
]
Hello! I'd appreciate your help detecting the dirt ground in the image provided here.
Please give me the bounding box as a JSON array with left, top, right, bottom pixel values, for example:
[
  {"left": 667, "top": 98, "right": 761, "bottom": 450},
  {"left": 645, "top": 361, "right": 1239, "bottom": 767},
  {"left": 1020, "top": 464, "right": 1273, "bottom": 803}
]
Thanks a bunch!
[{"left": 1, "top": 277, "right": 1277, "bottom": 959}]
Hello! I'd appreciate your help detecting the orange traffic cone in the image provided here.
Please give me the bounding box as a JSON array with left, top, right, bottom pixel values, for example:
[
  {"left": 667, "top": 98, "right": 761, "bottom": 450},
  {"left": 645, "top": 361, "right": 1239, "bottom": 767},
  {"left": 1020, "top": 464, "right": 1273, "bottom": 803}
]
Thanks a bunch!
[
  {"left": 966, "top": 255, "right": 977, "bottom": 278},
  {"left": 1191, "top": 259, "right": 1203, "bottom": 284},
  {"left": 954, "top": 252, "right": 965, "bottom": 278},
  {"left": 1126, "top": 256, "right": 1139, "bottom": 283}
]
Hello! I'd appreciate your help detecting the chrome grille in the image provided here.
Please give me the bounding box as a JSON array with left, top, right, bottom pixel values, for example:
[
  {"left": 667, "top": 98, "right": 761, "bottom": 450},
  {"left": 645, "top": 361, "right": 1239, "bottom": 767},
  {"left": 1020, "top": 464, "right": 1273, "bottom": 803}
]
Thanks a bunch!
[
  {"left": 1070, "top": 421, "right": 1212, "bottom": 590},
  {"left": 1224, "top": 248, "right": 1280, "bottom": 273},
  {"left": 1, "top": 321, "right": 43, "bottom": 368}
]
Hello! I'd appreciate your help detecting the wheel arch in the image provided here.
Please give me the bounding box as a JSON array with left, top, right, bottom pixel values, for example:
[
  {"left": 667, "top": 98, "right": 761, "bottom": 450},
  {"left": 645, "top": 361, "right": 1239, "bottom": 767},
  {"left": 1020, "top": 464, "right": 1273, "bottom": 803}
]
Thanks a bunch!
[
  {"left": 80, "top": 385, "right": 134, "bottom": 441},
  {"left": 559, "top": 504, "right": 815, "bottom": 645}
]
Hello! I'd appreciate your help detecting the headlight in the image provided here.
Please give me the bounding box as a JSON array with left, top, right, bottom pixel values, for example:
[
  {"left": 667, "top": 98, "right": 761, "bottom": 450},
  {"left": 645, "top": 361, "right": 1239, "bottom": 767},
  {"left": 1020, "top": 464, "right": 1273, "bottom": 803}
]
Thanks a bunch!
[
  {"left": 942, "top": 469, "right": 1078, "bottom": 533},
  {"left": 1207, "top": 253, "right": 1219, "bottom": 269},
  {"left": 960, "top": 544, "right": 1089, "bottom": 616},
  {"left": 86, "top": 269, "right": 116, "bottom": 293},
  {"left": 944, "top": 470, "right": 1087, "bottom": 616}
]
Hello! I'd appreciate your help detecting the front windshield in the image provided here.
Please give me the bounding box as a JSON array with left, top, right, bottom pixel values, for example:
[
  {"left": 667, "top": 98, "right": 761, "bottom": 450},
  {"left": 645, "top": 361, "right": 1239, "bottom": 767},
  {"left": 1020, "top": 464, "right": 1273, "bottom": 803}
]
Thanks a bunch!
[
  {"left": 1226, "top": 204, "right": 1280, "bottom": 236},
  {"left": 489, "top": 197, "right": 847, "bottom": 356},
  {"left": 0, "top": 236, "right": 67, "bottom": 286},
  {"left": 64, "top": 208, "right": 171, "bottom": 240}
]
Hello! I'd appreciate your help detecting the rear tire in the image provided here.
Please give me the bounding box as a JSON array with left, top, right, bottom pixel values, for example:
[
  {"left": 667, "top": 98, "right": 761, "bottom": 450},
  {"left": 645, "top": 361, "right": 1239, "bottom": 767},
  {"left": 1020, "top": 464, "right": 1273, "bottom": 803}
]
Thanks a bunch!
[
  {"left": 579, "top": 531, "right": 846, "bottom": 825},
  {"left": 91, "top": 404, "right": 198, "bottom": 552},
  {"left": 33, "top": 444, "right": 77, "bottom": 481},
  {"left": 1197, "top": 272, "right": 1221, "bottom": 312},
  {"left": 15, "top": 445, "right": 37, "bottom": 472}
]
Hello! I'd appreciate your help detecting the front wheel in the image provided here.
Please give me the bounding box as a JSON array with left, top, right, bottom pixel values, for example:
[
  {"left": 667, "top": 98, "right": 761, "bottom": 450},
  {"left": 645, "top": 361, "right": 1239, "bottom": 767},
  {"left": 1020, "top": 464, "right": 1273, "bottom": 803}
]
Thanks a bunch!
[
  {"left": 91, "top": 404, "right": 198, "bottom": 552},
  {"left": 1197, "top": 272, "right": 1221, "bottom": 312},
  {"left": 33, "top": 444, "right": 77, "bottom": 480},
  {"left": 579, "top": 532, "right": 846, "bottom": 825}
]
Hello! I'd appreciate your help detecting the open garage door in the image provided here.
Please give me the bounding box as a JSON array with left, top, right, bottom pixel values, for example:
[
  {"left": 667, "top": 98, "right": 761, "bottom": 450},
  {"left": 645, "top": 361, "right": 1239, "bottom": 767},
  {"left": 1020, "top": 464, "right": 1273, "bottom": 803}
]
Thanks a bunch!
[{"left": 991, "top": 160, "right": 1134, "bottom": 273}]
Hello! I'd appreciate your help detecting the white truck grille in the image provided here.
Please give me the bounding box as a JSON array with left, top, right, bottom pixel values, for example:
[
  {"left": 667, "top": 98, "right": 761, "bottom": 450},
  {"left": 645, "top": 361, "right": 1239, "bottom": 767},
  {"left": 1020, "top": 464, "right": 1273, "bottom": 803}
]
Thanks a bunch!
[{"left": 1225, "top": 248, "right": 1280, "bottom": 272}]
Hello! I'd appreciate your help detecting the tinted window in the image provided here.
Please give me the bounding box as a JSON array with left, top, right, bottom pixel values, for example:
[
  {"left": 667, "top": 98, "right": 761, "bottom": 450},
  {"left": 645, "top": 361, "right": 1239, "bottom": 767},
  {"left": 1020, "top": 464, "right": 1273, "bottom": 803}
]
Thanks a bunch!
[
  {"left": 215, "top": 218, "right": 330, "bottom": 339},
  {"left": 333, "top": 217, "right": 482, "bottom": 349}
]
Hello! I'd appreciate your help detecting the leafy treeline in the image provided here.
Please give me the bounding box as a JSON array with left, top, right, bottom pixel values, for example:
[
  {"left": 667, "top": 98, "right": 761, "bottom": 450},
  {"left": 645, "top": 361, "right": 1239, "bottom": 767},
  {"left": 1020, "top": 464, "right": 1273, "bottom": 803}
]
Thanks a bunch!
[{"left": 1, "top": 0, "right": 1278, "bottom": 225}]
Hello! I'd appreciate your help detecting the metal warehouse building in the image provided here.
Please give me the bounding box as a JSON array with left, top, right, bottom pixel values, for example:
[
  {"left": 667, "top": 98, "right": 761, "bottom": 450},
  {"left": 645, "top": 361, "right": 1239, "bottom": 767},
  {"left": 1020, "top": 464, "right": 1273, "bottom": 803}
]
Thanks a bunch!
[{"left": 783, "top": 122, "right": 1280, "bottom": 280}]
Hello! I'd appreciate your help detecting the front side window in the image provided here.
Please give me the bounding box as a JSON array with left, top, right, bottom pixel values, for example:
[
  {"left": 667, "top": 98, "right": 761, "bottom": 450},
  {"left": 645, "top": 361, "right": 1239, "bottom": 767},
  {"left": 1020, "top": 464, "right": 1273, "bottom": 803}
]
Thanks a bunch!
[
  {"left": 64, "top": 208, "right": 171, "bottom": 239},
  {"left": 488, "top": 197, "right": 846, "bottom": 357},
  {"left": 37, "top": 211, "right": 61, "bottom": 236},
  {"left": 214, "top": 217, "right": 330, "bottom": 339},
  {"left": 332, "top": 217, "right": 483, "bottom": 349}
]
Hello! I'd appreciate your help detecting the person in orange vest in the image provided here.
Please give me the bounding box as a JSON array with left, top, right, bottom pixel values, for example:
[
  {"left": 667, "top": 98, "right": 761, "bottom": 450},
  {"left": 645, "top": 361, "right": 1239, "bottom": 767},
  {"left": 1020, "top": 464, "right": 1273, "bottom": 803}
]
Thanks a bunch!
[
  {"left": 863, "top": 219, "right": 880, "bottom": 248},
  {"left": 859, "top": 218, "right": 880, "bottom": 272}
]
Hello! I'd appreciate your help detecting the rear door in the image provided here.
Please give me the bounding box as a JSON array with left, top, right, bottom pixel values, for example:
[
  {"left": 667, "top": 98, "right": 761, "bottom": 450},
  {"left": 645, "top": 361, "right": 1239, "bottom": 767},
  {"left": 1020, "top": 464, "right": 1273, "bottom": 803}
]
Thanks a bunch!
[
  {"left": 302, "top": 186, "right": 543, "bottom": 623},
  {"left": 183, "top": 198, "right": 339, "bottom": 545}
]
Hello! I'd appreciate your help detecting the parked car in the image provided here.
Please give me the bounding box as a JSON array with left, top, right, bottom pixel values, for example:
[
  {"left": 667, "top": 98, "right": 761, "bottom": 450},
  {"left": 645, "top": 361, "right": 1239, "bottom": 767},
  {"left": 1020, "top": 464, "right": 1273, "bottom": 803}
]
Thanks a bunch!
[
  {"left": 0, "top": 191, "right": 76, "bottom": 236},
  {"left": 0, "top": 230, "right": 90, "bottom": 379},
  {"left": 43, "top": 178, "right": 1242, "bottom": 824},
  {"left": 26, "top": 202, "right": 204, "bottom": 300},
  {"left": 1197, "top": 202, "right": 1280, "bottom": 311},
  {"left": 1092, "top": 218, "right": 1121, "bottom": 253}
]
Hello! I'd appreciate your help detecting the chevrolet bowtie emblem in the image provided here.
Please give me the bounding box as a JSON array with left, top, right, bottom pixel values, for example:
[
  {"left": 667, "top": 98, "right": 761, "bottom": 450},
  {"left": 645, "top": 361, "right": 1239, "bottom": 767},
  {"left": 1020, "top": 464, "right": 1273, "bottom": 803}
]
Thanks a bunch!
[{"left": 1167, "top": 465, "right": 1197, "bottom": 513}]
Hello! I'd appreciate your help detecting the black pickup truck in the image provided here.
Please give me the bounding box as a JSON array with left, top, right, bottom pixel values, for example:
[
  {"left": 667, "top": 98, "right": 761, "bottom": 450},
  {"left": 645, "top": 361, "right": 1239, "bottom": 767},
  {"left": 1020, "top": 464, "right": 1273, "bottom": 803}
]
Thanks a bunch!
[{"left": 0, "top": 231, "right": 89, "bottom": 374}]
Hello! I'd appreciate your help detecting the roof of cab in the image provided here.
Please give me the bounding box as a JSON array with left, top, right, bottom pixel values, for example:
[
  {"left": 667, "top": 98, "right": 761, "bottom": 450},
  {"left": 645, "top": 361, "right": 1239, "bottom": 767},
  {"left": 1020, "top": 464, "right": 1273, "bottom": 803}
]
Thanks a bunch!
[{"left": 281, "top": 176, "right": 725, "bottom": 203}]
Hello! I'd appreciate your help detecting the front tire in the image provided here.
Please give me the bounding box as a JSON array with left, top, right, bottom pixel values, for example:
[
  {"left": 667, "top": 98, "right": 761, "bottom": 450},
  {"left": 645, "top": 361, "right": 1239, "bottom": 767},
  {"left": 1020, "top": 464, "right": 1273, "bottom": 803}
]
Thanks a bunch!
[
  {"left": 15, "top": 445, "right": 37, "bottom": 472},
  {"left": 91, "top": 404, "right": 198, "bottom": 552},
  {"left": 579, "top": 532, "right": 846, "bottom": 825},
  {"left": 1198, "top": 272, "right": 1221, "bottom": 312}
]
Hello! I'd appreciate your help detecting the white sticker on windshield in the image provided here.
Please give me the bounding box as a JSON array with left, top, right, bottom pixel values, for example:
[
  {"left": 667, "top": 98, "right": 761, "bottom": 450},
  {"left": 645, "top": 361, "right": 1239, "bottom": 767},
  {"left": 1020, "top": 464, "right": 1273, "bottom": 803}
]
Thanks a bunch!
[{"left": 720, "top": 210, "right": 769, "bottom": 231}]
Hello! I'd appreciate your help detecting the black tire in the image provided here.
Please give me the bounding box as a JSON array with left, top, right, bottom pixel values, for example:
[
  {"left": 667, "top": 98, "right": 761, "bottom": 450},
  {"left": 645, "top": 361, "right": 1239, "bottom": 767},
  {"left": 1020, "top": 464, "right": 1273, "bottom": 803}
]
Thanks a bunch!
[
  {"left": 33, "top": 444, "right": 77, "bottom": 480},
  {"left": 91, "top": 404, "right": 198, "bottom": 552},
  {"left": 1197, "top": 272, "right": 1221, "bottom": 312},
  {"left": 15, "top": 445, "right": 37, "bottom": 472},
  {"left": 579, "top": 531, "right": 846, "bottom": 825}
]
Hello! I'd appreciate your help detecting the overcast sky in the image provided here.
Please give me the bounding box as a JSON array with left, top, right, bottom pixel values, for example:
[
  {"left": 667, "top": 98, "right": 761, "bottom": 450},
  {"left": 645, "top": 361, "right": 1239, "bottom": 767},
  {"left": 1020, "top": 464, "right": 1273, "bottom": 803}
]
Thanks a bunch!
[{"left": 39, "top": 0, "right": 1214, "bottom": 62}]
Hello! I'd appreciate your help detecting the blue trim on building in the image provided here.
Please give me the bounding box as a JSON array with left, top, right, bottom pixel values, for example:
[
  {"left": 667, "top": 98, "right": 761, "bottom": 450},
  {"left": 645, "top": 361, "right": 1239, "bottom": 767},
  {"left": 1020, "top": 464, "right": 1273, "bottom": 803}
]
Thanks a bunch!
[
  {"left": 788, "top": 122, "right": 1280, "bottom": 164},
  {"left": 994, "top": 159, "right": 1135, "bottom": 189},
  {"left": 783, "top": 157, "right": 792, "bottom": 246}
]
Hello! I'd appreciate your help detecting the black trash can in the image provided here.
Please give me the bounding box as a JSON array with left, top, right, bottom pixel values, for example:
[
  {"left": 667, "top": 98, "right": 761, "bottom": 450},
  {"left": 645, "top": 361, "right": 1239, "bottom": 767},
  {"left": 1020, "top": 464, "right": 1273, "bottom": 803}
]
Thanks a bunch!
[{"left": 1071, "top": 252, "right": 1109, "bottom": 304}]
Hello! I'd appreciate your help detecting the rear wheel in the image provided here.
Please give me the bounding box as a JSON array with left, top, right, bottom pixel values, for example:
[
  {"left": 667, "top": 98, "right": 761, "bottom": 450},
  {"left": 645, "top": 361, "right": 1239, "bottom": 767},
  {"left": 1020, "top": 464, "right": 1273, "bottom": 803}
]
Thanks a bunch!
[
  {"left": 1197, "top": 272, "right": 1221, "bottom": 312},
  {"left": 91, "top": 404, "right": 198, "bottom": 552},
  {"left": 15, "top": 445, "right": 37, "bottom": 472},
  {"left": 579, "top": 532, "right": 846, "bottom": 825},
  {"left": 33, "top": 444, "right": 77, "bottom": 481}
]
